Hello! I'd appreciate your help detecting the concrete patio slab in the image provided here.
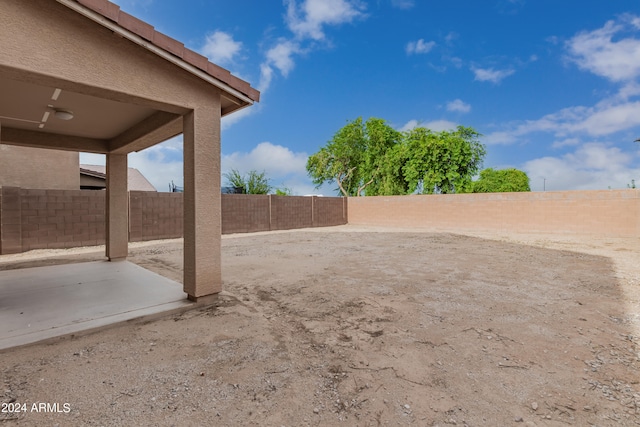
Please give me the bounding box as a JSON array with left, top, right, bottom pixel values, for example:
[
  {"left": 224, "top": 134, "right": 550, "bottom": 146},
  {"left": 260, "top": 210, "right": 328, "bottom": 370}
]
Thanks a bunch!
[{"left": 0, "top": 261, "right": 192, "bottom": 350}]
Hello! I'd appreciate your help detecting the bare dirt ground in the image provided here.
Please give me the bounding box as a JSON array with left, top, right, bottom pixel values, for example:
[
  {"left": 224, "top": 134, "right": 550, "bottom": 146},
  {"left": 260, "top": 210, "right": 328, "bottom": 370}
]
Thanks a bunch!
[{"left": 1, "top": 225, "right": 639, "bottom": 426}]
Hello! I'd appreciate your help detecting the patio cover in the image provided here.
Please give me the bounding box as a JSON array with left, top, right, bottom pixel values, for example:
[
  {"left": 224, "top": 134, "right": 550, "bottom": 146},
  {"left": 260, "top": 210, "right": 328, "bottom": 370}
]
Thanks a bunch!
[{"left": 0, "top": 0, "right": 260, "bottom": 300}]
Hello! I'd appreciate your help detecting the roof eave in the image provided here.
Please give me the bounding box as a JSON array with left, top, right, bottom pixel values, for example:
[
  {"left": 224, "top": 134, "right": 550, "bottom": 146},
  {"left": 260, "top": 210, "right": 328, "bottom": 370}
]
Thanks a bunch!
[{"left": 57, "top": 0, "right": 259, "bottom": 107}]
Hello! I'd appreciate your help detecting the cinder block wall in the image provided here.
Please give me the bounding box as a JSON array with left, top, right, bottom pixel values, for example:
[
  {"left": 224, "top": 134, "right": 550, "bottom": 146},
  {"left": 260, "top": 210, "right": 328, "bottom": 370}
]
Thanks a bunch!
[
  {"left": 271, "top": 195, "right": 313, "bottom": 230},
  {"left": 314, "top": 196, "right": 348, "bottom": 227},
  {"left": 221, "top": 195, "right": 348, "bottom": 233},
  {"left": 0, "top": 188, "right": 348, "bottom": 254},
  {"left": 129, "top": 191, "right": 183, "bottom": 242},
  {"left": 0, "top": 187, "right": 105, "bottom": 254},
  {"left": 348, "top": 190, "right": 640, "bottom": 237},
  {"left": 221, "top": 194, "right": 270, "bottom": 234}
]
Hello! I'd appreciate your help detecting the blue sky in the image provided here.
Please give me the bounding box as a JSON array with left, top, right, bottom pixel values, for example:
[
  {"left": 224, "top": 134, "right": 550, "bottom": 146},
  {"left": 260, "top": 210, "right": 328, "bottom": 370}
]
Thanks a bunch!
[{"left": 80, "top": 0, "right": 640, "bottom": 194}]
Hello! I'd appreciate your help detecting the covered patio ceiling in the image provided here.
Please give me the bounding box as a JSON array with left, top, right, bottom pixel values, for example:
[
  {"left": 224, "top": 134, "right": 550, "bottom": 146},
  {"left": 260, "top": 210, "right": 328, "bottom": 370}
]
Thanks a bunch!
[
  {"left": 0, "top": 67, "right": 254, "bottom": 157},
  {"left": 0, "top": 75, "right": 182, "bottom": 154}
]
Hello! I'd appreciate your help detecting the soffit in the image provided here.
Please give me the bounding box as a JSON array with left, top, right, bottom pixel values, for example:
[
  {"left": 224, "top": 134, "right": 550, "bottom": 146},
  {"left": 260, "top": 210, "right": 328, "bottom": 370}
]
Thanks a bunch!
[{"left": 0, "top": 78, "right": 157, "bottom": 140}]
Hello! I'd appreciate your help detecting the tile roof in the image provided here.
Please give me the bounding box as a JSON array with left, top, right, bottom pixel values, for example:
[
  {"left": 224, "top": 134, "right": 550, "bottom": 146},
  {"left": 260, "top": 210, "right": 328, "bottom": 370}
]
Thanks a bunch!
[
  {"left": 80, "top": 164, "right": 157, "bottom": 191},
  {"left": 71, "top": 0, "right": 260, "bottom": 103}
]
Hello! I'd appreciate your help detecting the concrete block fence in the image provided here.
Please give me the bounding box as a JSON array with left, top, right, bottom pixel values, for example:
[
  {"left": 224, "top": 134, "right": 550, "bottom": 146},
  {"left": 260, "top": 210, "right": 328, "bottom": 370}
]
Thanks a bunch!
[
  {"left": 2, "top": 186, "right": 637, "bottom": 255},
  {"left": 0, "top": 187, "right": 347, "bottom": 255}
]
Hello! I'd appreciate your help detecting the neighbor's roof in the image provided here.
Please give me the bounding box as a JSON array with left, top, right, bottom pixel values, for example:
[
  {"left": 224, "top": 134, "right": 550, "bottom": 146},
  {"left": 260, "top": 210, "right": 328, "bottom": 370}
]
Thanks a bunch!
[
  {"left": 65, "top": 0, "right": 260, "bottom": 103},
  {"left": 80, "top": 164, "right": 157, "bottom": 192}
]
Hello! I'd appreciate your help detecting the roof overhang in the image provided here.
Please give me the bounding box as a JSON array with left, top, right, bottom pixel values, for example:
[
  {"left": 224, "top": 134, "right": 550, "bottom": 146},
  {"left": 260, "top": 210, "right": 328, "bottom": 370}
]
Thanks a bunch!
[
  {"left": 0, "top": 0, "right": 260, "bottom": 155},
  {"left": 57, "top": 0, "right": 259, "bottom": 116}
]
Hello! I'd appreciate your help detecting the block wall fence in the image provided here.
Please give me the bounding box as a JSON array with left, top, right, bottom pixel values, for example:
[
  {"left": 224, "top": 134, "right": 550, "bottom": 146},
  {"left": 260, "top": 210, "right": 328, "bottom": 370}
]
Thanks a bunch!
[
  {"left": 348, "top": 189, "right": 640, "bottom": 237},
  {"left": 2, "top": 187, "right": 638, "bottom": 255},
  {"left": 0, "top": 187, "right": 347, "bottom": 255}
]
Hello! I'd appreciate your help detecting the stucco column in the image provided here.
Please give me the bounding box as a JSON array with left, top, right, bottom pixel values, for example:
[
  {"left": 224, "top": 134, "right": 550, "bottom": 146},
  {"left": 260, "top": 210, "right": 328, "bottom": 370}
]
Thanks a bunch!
[
  {"left": 183, "top": 104, "right": 221, "bottom": 300},
  {"left": 105, "top": 153, "right": 128, "bottom": 261}
]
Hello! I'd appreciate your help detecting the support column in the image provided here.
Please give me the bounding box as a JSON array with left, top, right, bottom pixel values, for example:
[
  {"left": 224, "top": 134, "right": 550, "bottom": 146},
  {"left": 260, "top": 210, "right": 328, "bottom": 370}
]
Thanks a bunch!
[
  {"left": 183, "top": 104, "right": 221, "bottom": 300},
  {"left": 105, "top": 153, "right": 128, "bottom": 261}
]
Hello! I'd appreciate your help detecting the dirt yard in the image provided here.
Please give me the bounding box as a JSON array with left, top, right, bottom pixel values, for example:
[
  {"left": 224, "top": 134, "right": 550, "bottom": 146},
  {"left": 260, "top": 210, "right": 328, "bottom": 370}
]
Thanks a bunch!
[{"left": 1, "top": 226, "right": 639, "bottom": 426}]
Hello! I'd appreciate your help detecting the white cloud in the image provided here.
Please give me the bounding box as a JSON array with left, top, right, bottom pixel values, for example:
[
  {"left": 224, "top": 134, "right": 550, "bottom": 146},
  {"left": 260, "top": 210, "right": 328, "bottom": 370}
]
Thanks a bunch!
[
  {"left": 446, "top": 99, "right": 471, "bottom": 113},
  {"left": 482, "top": 130, "right": 516, "bottom": 145},
  {"left": 80, "top": 140, "right": 320, "bottom": 195},
  {"left": 616, "top": 81, "right": 640, "bottom": 101},
  {"left": 472, "top": 66, "right": 515, "bottom": 83},
  {"left": 255, "top": 0, "right": 366, "bottom": 95},
  {"left": 79, "top": 136, "right": 184, "bottom": 192},
  {"left": 201, "top": 31, "right": 242, "bottom": 65},
  {"left": 285, "top": 0, "right": 366, "bottom": 41},
  {"left": 221, "top": 142, "right": 323, "bottom": 195},
  {"left": 265, "top": 40, "right": 300, "bottom": 77},
  {"left": 445, "top": 32, "right": 459, "bottom": 45},
  {"left": 399, "top": 119, "right": 457, "bottom": 132},
  {"left": 406, "top": 39, "right": 435, "bottom": 55},
  {"left": 523, "top": 143, "right": 639, "bottom": 191},
  {"left": 130, "top": 137, "right": 183, "bottom": 192},
  {"left": 221, "top": 105, "right": 258, "bottom": 130},
  {"left": 424, "top": 120, "right": 458, "bottom": 132},
  {"left": 551, "top": 138, "right": 580, "bottom": 149},
  {"left": 222, "top": 142, "right": 308, "bottom": 178},
  {"left": 115, "top": 0, "right": 153, "bottom": 11},
  {"left": 398, "top": 119, "right": 420, "bottom": 132},
  {"left": 391, "top": 0, "right": 414, "bottom": 10},
  {"left": 566, "top": 14, "right": 640, "bottom": 82},
  {"left": 258, "top": 63, "right": 274, "bottom": 93},
  {"left": 484, "top": 97, "right": 640, "bottom": 145},
  {"left": 570, "top": 101, "right": 640, "bottom": 135}
]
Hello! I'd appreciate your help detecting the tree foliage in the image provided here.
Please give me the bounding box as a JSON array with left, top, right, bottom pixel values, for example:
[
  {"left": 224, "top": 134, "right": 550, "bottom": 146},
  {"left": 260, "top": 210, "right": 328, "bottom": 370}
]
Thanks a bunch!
[
  {"left": 471, "top": 168, "right": 531, "bottom": 193},
  {"left": 223, "top": 169, "right": 272, "bottom": 194},
  {"left": 401, "top": 126, "right": 485, "bottom": 194},
  {"left": 275, "top": 186, "right": 293, "bottom": 196},
  {"left": 306, "top": 117, "right": 486, "bottom": 196},
  {"left": 306, "top": 118, "right": 402, "bottom": 196}
]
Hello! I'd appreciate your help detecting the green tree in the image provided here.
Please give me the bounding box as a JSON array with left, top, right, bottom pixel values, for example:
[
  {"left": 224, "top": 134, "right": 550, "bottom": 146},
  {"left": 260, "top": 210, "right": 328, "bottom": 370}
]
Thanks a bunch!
[
  {"left": 306, "top": 117, "right": 401, "bottom": 196},
  {"left": 275, "top": 186, "right": 293, "bottom": 196},
  {"left": 307, "top": 119, "right": 485, "bottom": 196},
  {"left": 471, "top": 168, "right": 531, "bottom": 193},
  {"left": 223, "top": 169, "right": 272, "bottom": 194},
  {"left": 401, "top": 126, "right": 486, "bottom": 194},
  {"left": 224, "top": 169, "right": 246, "bottom": 192}
]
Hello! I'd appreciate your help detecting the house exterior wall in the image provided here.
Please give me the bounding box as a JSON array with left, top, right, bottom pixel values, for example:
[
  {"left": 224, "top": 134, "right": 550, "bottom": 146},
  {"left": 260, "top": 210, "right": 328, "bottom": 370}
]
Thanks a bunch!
[
  {"left": 0, "top": 145, "right": 79, "bottom": 190},
  {"left": 80, "top": 174, "right": 106, "bottom": 189},
  {"left": 348, "top": 190, "right": 640, "bottom": 237}
]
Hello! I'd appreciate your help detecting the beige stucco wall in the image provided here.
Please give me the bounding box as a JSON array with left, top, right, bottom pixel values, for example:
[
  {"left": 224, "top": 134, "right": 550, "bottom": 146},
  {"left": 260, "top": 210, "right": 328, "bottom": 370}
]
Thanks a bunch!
[{"left": 0, "top": 144, "right": 79, "bottom": 190}]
